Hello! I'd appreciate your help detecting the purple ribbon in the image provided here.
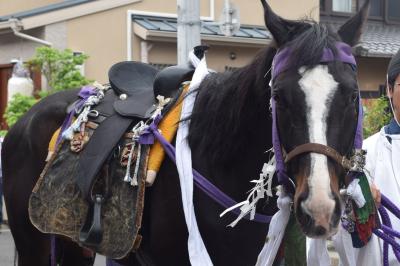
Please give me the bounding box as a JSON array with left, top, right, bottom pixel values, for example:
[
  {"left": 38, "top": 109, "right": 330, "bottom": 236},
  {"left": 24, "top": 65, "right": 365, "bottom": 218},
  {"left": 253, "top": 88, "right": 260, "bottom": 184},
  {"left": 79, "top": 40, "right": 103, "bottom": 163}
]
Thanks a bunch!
[
  {"left": 55, "top": 85, "right": 97, "bottom": 146},
  {"left": 140, "top": 116, "right": 272, "bottom": 224}
]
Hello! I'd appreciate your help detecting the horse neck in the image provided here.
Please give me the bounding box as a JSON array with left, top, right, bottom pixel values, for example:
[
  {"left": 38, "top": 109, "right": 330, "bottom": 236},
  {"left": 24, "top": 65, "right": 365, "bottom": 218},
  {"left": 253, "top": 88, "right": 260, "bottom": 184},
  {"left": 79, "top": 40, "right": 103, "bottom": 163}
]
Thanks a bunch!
[{"left": 189, "top": 48, "right": 275, "bottom": 199}]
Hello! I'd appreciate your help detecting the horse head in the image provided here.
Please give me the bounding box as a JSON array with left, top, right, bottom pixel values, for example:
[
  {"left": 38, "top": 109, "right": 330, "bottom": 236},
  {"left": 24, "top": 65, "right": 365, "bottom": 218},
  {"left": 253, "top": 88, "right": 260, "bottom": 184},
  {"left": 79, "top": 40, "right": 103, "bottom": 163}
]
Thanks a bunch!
[{"left": 262, "top": 0, "right": 370, "bottom": 238}]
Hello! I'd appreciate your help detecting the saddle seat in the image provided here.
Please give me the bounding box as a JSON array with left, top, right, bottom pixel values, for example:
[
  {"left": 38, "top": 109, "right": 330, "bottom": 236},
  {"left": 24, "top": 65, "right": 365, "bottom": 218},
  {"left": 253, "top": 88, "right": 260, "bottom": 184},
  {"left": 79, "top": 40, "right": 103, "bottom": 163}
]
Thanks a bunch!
[{"left": 110, "top": 61, "right": 194, "bottom": 118}]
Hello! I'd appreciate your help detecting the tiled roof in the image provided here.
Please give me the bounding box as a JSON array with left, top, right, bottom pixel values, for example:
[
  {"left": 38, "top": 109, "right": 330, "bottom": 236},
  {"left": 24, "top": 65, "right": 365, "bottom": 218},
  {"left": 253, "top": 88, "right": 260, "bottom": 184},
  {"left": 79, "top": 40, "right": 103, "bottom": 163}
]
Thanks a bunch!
[
  {"left": 323, "top": 21, "right": 400, "bottom": 58},
  {"left": 135, "top": 15, "right": 400, "bottom": 58},
  {"left": 133, "top": 15, "right": 272, "bottom": 40},
  {"left": 358, "top": 24, "right": 400, "bottom": 57},
  {"left": 0, "top": 0, "right": 94, "bottom": 22}
]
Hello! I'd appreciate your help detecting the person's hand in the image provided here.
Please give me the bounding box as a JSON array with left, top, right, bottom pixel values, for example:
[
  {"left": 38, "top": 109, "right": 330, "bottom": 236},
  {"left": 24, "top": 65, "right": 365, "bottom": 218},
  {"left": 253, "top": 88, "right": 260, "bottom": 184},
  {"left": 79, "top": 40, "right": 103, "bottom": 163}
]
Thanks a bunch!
[{"left": 370, "top": 183, "right": 381, "bottom": 208}]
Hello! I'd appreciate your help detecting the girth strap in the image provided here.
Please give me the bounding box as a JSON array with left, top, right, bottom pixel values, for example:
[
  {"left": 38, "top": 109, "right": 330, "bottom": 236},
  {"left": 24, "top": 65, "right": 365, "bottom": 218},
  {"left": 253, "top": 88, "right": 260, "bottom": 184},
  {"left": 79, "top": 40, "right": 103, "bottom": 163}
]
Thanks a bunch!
[{"left": 284, "top": 143, "right": 352, "bottom": 170}]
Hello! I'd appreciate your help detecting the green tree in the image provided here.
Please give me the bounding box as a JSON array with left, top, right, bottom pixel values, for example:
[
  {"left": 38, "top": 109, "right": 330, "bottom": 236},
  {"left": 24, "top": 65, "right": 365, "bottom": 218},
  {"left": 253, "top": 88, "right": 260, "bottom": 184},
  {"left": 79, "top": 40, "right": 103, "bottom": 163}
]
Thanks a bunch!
[
  {"left": 363, "top": 97, "right": 393, "bottom": 138},
  {"left": 28, "top": 46, "right": 91, "bottom": 91},
  {"left": 4, "top": 47, "right": 91, "bottom": 128}
]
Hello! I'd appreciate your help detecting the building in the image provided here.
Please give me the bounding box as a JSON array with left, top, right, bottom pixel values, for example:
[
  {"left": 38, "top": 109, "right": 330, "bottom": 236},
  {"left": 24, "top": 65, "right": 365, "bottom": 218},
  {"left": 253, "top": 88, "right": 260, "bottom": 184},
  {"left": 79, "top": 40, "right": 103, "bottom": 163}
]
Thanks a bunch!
[
  {"left": 0, "top": 0, "right": 399, "bottom": 120},
  {"left": 320, "top": 0, "right": 400, "bottom": 98}
]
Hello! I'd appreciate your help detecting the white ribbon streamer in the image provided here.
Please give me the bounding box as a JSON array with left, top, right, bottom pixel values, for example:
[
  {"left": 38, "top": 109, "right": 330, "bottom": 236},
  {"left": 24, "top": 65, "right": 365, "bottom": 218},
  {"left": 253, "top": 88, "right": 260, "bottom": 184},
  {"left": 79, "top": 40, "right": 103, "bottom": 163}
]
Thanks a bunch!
[
  {"left": 256, "top": 189, "right": 291, "bottom": 266},
  {"left": 175, "top": 51, "right": 213, "bottom": 266},
  {"left": 346, "top": 178, "right": 366, "bottom": 208},
  {"left": 306, "top": 238, "right": 330, "bottom": 266}
]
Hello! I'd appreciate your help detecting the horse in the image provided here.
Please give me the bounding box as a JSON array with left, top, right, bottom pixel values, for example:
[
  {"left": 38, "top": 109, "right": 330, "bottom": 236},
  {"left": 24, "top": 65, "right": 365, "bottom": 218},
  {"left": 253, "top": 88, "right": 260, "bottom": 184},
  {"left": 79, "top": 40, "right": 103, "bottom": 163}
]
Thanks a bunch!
[{"left": 2, "top": 0, "right": 370, "bottom": 265}]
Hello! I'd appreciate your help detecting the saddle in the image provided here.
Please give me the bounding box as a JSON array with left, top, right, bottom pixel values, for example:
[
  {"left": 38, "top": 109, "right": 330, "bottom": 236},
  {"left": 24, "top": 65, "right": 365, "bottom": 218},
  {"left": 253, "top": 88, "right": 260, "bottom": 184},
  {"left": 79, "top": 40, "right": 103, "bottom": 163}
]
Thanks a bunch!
[{"left": 29, "top": 60, "right": 195, "bottom": 258}]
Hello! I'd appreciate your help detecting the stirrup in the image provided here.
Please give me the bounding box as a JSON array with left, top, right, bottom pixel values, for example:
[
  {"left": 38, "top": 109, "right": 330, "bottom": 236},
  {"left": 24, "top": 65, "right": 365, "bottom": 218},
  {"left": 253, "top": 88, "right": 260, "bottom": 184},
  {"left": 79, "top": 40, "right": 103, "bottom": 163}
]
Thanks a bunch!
[{"left": 79, "top": 194, "right": 104, "bottom": 247}]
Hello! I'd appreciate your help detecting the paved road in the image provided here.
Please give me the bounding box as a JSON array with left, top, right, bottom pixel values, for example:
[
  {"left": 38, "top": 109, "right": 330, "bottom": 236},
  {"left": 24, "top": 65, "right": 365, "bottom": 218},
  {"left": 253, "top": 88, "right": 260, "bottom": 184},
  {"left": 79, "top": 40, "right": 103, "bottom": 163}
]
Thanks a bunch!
[{"left": 0, "top": 225, "right": 106, "bottom": 266}]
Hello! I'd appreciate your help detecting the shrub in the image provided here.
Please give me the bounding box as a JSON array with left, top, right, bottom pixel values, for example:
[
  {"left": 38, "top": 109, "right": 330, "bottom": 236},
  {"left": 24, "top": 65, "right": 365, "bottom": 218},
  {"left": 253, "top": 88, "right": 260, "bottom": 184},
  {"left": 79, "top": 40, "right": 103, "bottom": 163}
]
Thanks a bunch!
[
  {"left": 4, "top": 93, "right": 38, "bottom": 127},
  {"left": 28, "top": 46, "right": 91, "bottom": 91},
  {"left": 4, "top": 47, "right": 91, "bottom": 129},
  {"left": 363, "top": 97, "right": 392, "bottom": 138}
]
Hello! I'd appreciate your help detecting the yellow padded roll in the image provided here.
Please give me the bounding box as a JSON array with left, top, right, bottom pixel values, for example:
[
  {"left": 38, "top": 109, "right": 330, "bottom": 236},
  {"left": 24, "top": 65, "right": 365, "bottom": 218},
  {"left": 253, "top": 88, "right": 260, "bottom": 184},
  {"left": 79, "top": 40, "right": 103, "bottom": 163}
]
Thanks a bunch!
[
  {"left": 46, "top": 127, "right": 61, "bottom": 161},
  {"left": 146, "top": 83, "right": 190, "bottom": 185}
]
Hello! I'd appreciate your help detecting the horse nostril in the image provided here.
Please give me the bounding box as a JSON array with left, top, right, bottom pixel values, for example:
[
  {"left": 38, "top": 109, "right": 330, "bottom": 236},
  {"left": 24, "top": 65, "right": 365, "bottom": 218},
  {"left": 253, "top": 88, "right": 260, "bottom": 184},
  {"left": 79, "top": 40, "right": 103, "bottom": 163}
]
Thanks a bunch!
[{"left": 314, "top": 225, "right": 326, "bottom": 236}]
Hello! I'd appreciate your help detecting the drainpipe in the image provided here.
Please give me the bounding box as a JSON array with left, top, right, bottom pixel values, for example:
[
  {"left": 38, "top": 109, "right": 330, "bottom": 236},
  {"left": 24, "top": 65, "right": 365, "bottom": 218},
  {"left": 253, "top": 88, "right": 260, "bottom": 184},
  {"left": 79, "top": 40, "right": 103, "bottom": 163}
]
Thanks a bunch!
[
  {"left": 127, "top": 10, "right": 133, "bottom": 61},
  {"left": 10, "top": 19, "right": 52, "bottom": 46},
  {"left": 140, "top": 41, "right": 153, "bottom": 63}
]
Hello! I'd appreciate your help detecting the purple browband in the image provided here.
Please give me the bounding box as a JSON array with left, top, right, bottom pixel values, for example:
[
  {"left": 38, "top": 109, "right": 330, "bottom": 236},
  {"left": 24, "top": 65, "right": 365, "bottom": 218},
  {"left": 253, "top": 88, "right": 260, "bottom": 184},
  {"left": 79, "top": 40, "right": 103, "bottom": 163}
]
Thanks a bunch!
[{"left": 272, "top": 42, "right": 357, "bottom": 79}]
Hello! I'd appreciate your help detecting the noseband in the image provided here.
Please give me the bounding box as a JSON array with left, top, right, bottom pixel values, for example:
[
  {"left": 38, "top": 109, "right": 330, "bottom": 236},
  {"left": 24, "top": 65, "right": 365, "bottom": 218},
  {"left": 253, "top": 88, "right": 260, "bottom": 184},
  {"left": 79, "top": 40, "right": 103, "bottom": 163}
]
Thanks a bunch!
[
  {"left": 285, "top": 143, "right": 357, "bottom": 170},
  {"left": 271, "top": 42, "right": 363, "bottom": 194}
]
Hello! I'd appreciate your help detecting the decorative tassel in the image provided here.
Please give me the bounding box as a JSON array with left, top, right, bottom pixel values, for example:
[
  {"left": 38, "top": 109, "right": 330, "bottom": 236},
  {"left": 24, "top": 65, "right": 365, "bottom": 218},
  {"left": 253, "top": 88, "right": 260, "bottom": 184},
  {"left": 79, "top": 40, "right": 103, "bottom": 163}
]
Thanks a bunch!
[
  {"left": 123, "top": 141, "right": 136, "bottom": 183},
  {"left": 130, "top": 144, "right": 142, "bottom": 187},
  {"left": 347, "top": 171, "right": 377, "bottom": 248},
  {"left": 220, "top": 155, "right": 276, "bottom": 227}
]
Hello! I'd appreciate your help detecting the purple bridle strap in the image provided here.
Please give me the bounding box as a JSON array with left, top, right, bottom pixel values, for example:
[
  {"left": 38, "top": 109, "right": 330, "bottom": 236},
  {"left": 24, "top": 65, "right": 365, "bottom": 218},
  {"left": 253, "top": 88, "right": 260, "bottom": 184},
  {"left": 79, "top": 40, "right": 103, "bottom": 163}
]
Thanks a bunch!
[
  {"left": 271, "top": 98, "right": 295, "bottom": 194},
  {"left": 272, "top": 41, "right": 357, "bottom": 78},
  {"left": 140, "top": 116, "right": 272, "bottom": 224},
  {"left": 271, "top": 41, "right": 360, "bottom": 193}
]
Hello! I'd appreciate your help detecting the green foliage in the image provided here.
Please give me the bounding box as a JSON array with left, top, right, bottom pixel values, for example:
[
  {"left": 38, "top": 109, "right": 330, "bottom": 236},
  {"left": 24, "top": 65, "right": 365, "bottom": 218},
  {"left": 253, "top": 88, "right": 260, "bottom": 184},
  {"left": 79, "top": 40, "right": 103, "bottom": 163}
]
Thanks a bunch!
[
  {"left": 3, "top": 47, "right": 91, "bottom": 131},
  {"left": 4, "top": 93, "right": 38, "bottom": 127},
  {"left": 28, "top": 46, "right": 91, "bottom": 91},
  {"left": 363, "top": 97, "right": 393, "bottom": 138}
]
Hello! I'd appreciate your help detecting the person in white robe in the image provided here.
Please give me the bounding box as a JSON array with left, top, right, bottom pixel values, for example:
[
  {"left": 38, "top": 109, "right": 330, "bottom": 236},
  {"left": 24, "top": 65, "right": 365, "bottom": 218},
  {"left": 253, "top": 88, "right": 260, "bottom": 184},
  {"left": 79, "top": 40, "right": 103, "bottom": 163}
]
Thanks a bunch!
[{"left": 333, "top": 49, "right": 400, "bottom": 266}]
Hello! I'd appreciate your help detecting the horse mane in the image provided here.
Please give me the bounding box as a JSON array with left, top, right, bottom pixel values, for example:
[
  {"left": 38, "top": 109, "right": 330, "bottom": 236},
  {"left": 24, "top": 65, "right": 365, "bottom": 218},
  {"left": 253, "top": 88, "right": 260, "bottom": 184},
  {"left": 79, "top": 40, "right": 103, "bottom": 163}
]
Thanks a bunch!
[
  {"left": 284, "top": 21, "right": 341, "bottom": 73},
  {"left": 187, "top": 47, "right": 276, "bottom": 164}
]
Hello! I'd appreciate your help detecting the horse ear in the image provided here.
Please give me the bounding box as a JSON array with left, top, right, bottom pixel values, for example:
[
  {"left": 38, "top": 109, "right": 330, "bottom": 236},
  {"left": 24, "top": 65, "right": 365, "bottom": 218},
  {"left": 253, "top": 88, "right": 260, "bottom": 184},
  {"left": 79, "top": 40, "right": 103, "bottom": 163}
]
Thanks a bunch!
[
  {"left": 261, "top": 0, "right": 293, "bottom": 47},
  {"left": 337, "top": 0, "right": 370, "bottom": 47}
]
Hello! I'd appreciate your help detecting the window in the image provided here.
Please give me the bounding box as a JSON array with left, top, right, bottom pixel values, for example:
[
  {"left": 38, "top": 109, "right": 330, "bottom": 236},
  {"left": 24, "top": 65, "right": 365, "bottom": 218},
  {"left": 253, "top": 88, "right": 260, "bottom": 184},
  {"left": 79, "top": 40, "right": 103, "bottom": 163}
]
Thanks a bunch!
[
  {"left": 320, "top": 0, "right": 326, "bottom": 11},
  {"left": 321, "top": 0, "right": 400, "bottom": 24},
  {"left": 370, "top": 0, "right": 383, "bottom": 17},
  {"left": 332, "top": 0, "right": 357, "bottom": 13},
  {"left": 387, "top": 0, "right": 400, "bottom": 22}
]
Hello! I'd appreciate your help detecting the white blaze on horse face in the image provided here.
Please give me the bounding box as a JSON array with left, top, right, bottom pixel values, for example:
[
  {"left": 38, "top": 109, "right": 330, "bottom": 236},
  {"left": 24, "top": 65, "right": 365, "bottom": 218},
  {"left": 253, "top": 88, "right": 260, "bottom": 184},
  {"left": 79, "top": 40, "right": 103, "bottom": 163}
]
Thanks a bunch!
[{"left": 298, "top": 65, "right": 338, "bottom": 228}]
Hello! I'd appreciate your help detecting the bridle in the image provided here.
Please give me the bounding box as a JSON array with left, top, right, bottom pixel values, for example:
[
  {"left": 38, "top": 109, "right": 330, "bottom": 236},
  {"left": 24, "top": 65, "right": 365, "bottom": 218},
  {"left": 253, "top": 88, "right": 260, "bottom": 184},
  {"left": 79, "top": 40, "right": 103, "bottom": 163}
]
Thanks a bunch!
[{"left": 270, "top": 41, "right": 363, "bottom": 194}]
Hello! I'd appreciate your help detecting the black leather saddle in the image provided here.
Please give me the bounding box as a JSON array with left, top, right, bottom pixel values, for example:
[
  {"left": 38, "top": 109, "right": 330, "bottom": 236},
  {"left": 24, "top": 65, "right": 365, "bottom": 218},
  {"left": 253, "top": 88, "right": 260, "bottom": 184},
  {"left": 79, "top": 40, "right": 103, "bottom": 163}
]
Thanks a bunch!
[
  {"left": 110, "top": 61, "right": 195, "bottom": 119},
  {"left": 75, "top": 61, "right": 195, "bottom": 247}
]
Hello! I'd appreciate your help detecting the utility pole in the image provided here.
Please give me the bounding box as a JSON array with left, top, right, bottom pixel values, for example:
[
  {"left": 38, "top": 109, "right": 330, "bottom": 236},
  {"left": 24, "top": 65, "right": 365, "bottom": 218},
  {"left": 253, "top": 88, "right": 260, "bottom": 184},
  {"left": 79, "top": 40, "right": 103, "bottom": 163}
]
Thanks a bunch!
[{"left": 177, "top": 0, "right": 201, "bottom": 65}]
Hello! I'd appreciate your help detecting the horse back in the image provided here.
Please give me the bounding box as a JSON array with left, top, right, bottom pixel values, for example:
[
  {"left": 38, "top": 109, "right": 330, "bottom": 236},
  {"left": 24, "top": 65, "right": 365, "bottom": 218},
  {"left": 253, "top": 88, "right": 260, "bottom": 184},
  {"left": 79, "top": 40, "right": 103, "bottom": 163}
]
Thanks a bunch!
[{"left": 2, "top": 89, "right": 79, "bottom": 189}]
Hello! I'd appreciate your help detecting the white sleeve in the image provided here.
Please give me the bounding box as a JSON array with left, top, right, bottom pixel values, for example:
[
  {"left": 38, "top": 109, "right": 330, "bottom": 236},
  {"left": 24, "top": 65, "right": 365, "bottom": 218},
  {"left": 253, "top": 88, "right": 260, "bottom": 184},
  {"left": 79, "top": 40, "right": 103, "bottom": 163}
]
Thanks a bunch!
[{"left": 362, "top": 132, "right": 380, "bottom": 182}]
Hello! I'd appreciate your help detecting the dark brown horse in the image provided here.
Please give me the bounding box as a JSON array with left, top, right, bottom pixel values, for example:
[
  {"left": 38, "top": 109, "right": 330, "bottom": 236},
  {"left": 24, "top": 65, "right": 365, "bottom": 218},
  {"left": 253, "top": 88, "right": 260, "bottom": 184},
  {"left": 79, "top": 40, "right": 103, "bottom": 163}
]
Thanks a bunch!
[{"left": 2, "top": 0, "right": 370, "bottom": 265}]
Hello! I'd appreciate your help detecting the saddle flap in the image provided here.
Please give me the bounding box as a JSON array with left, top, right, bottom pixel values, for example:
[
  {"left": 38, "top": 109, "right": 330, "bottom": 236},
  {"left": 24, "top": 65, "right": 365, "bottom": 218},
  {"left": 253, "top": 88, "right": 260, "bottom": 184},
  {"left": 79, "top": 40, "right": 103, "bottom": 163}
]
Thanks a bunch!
[
  {"left": 109, "top": 61, "right": 158, "bottom": 118},
  {"left": 76, "top": 114, "right": 134, "bottom": 199}
]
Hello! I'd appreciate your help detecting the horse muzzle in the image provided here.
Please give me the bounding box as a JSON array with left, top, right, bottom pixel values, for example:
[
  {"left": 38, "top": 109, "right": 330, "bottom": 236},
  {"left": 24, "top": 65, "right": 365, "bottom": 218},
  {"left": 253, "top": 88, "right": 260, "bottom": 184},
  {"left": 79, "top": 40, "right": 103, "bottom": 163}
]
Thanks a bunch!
[{"left": 295, "top": 190, "right": 341, "bottom": 238}]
